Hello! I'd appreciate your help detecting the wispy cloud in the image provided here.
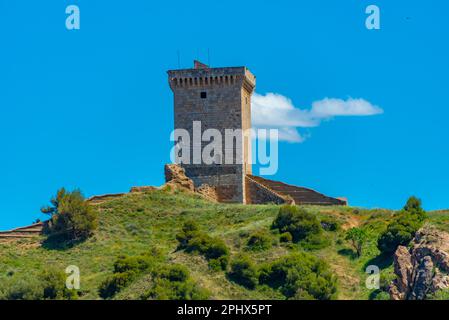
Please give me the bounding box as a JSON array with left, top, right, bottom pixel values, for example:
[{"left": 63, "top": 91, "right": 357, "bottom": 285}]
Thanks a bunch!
[{"left": 252, "top": 93, "right": 383, "bottom": 143}]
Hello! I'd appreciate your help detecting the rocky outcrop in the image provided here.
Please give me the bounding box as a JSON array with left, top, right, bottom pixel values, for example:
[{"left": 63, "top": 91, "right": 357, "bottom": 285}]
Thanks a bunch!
[
  {"left": 164, "top": 164, "right": 218, "bottom": 202},
  {"left": 390, "top": 226, "right": 449, "bottom": 300},
  {"left": 390, "top": 246, "right": 414, "bottom": 300},
  {"left": 196, "top": 184, "right": 219, "bottom": 202},
  {"left": 164, "top": 164, "right": 194, "bottom": 191}
]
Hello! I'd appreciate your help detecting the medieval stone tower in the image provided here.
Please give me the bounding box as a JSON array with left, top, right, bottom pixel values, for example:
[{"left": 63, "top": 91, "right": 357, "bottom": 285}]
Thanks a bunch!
[{"left": 168, "top": 61, "right": 256, "bottom": 203}]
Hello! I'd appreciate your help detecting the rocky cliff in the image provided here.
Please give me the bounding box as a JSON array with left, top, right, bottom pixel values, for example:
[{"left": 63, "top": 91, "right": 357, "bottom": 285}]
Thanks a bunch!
[{"left": 390, "top": 226, "right": 449, "bottom": 300}]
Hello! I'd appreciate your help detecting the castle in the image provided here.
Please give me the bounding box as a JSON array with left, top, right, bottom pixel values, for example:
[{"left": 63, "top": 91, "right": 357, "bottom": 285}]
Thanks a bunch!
[
  {"left": 168, "top": 61, "right": 346, "bottom": 206},
  {"left": 0, "top": 60, "right": 346, "bottom": 239}
]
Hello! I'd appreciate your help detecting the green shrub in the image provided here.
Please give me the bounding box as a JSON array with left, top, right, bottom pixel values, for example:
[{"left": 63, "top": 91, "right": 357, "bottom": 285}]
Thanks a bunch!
[
  {"left": 160, "top": 265, "right": 189, "bottom": 282},
  {"left": 142, "top": 265, "right": 209, "bottom": 300},
  {"left": 204, "top": 238, "right": 229, "bottom": 260},
  {"left": 177, "top": 221, "right": 230, "bottom": 271},
  {"left": 404, "top": 196, "right": 427, "bottom": 219},
  {"left": 291, "top": 289, "right": 316, "bottom": 300},
  {"left": 320, "top": 217, "right": 341, "bottom": 232},
  {"left": 208, "top": 256, "right": 229, "bottom": 271},
  {"left": 185, "top": 233, "right": 210, "bottom": 253},
  {"left": 370, "top": 290, "right": 390, "bottom": 300},
  {"left": 99, "top": 272, "right": 135, "bottom": 299},
  {"left": 99, "top": 253, "right": 156, "bottom": 299},
  {"left": 272, "top": 205, "right": 323, "bottom": 243},
  {"left": 377, "top": 197, "right": 427, "bottom": 254},
  {"left": 42, "top": 188, "right": 98, "bottom": 241},
  {"left": 227, "top": 256, "right": 258, "bottom": 289},
  {"left": 280, "top": 232, "right": 293, "bottom": 243},
  {"left": 246, "top": 230, "right": 272, "bottom": 251},
  {"left": 2, "top": 278, "right": 44, "bottom": 300},
  {"left": 1, "top": 269, "right": 77, "bottom": 300},
  {"left": 113, "top": 254, "right": 153, "bottom": 274},
  {"left": 300, "top": 233, "right": 331, "bottom": 250},
  {"left": 40, "top": 269, "right": 77, "bottom": 300},
  {"left": 176, "top": 220, "right": 200, "bottom": 249},
  {"left": 259, "top": 253, "right": 337, "bottom": 300}
]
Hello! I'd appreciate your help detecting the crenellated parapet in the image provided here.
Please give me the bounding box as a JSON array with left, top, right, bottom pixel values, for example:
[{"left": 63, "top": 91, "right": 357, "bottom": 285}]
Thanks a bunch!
[{"left": 168, "top": 65, "right": 255, "bottom": 93}]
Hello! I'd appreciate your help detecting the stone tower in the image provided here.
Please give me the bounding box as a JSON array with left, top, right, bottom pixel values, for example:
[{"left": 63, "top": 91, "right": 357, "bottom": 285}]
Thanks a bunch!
[{"left": 168, "top": 61, "right": 256, "bottom": 203}]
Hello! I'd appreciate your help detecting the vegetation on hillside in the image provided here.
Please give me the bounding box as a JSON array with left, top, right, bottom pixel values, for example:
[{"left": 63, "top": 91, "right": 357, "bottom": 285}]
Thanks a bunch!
[
  {"left": 377, "top": 196, "right": 427, "bottom": 254},
  {"left": 0, "top": 188, "right": 447, "bottom": 300}
]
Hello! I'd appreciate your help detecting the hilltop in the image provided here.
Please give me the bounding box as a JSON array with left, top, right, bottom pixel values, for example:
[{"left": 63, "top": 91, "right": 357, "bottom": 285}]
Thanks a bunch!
[{"left": 0, "top": 188, "right": 448, "bottom": 300}]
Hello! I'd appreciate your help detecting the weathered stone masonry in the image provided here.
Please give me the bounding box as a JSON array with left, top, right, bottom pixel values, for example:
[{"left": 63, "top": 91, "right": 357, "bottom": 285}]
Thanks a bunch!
[{"left": 168, "top": 61, "right": 255, "bottom": 203}]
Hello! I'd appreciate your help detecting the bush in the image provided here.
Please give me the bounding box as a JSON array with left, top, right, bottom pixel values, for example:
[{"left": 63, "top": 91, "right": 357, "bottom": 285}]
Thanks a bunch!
[
  {"left": 40, "top": 269, "right": 77, "bottom": 300},
  {"left": 227, "top": 256, "right": 258, "bottom": 289},
  {"left": 300, "top": 233, "right": 330, "bottom": 251},
  {"left": 99, "top": 272, "right": 135, "bottom": 299},
  {"left": 204, "top": 238, "right": 229, "bottom": 261},
  {"left": 177, "top": 221, "right": 230, "bottom": 271},
  {"left": 42, "top": 188, "right": 98, "bottom": 241},
  {"left": 2, "top": 278, "right": 44, "bottom": 300},
  {"left": 160, "top": 265, "right": 189, "bottom": 282},
  {"left": 272, "top": 205, "right": 323, "bottom": 243},
  {"left": 142, "top": 265, "right": 209, "bottom": 300},
  {"left": 99, "top": 253, "right": 156, "bottom": 299},
  {"left": 370, "top": 290, "right": 390, "bottom": 300},
  {"left": 208, "top": 256, "right": 229, "bottom": 271},
  {"left": 246, "top": 230, "right": 272, "bottom": 251},
  {"left": 1, "top": 269, "right": 77, "bottom": 300},
  {"left": 404, "top": 196, "right": 426, "bottom": 218},
  {"left": 280, "top": 232, "right": 293, "bottom": 243},
  {"left": 259, "top": 253, "right": 337, "bottom": 300},
  {"left": 377, "top": 197, "right": 427, "bottom": 254},
  {"left": 320, "top": 217, "right": 341, "bottom": 232},
  {"left": 113, "top": 254, "right": 153, "bottom": 274},
  {"left": 176, "top": 220, "right": 200, "bottom": 249}
]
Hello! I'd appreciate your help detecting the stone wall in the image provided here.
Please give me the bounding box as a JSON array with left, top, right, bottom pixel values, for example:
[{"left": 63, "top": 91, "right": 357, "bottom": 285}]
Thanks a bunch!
[
  {"left": 245, "top": 175, "right": 293, "bottom": 205},
  {"left": 247, "top": 174, "right": 346, "bottom": 206},
  {"left": 196, "top": 184, "right": 219, "bottom": 202},
  {"left": 0, "top": 222, "right": 44, "bottom": 240}
]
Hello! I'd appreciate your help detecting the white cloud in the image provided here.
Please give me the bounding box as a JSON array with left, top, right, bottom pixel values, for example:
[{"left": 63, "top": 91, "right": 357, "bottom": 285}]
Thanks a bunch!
[
  {"left": 251, "top": 93, "right": 383, "bottom": 143},
  {"left": 252, "top": 93, "right": 318, "bottom": 128},
  {"left": 311, "top": 98, "right": 383, "bottom": 117}
]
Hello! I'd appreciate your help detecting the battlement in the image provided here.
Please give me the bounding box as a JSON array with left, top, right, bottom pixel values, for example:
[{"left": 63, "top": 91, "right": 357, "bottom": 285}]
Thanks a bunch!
[{"left": 168, "top": 62, "right": 255, "bottom": 92}]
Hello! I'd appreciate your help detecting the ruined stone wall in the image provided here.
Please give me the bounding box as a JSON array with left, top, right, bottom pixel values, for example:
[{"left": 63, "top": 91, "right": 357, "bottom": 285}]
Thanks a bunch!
[
  {"left": 168, "top": 64, "right": 255, "bottom": 203},
  {"left": 245, "top": 176, "right": 292, "bottom": 205}
]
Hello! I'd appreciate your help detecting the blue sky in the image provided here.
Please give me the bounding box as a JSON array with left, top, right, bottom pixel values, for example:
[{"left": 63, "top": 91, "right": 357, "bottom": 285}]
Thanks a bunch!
[{"left": 1, "top": 0, "right": 448, "bottom": 230}]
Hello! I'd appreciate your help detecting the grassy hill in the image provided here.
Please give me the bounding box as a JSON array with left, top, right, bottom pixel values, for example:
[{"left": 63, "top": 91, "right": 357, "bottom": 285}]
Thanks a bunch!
[{"left": 0, "top": 188, "right": 448, "bottom": 300}]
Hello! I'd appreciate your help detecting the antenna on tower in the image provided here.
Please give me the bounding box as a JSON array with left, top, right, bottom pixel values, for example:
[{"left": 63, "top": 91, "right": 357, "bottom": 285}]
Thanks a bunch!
[{"left": 208, "top": 48, "right": 210, "bottom": 67}]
